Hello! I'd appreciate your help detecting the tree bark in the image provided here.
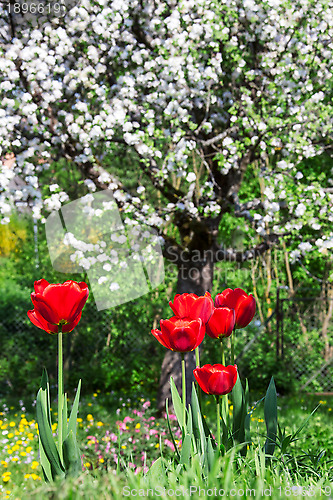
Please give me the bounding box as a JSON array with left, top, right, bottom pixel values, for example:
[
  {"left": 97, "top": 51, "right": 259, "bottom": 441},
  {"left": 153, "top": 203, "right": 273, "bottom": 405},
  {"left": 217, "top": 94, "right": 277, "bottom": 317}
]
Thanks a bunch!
[{"left": 156, "top": 255, "right": 214, "bottom": 413}]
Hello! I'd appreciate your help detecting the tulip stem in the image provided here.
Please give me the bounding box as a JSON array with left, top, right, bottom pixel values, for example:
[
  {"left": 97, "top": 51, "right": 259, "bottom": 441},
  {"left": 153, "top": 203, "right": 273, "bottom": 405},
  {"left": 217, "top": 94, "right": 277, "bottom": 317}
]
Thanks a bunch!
[
  {"left": 221, "top": 340, "right": 225, "bottom": 366},
  {"left": 216, "top": 395, "right": 221, "bottom": 454},
  {"left": 231, "top": 332, "right": 235, "bottom": 366},
  {"left": 195, "top": 347, "right": 202, "bottom": 408},
  {"left": 195, "top": 346, "right": 200, "bottom": 368},
  {"left": 58, "top": 327, "right": 63, "bottom": 464},
  {"left": 181, "top": 353, "right": 186, "bottom": 429},
  {"left": 220, "top": 340, "right": 228, "bottom": 427}
]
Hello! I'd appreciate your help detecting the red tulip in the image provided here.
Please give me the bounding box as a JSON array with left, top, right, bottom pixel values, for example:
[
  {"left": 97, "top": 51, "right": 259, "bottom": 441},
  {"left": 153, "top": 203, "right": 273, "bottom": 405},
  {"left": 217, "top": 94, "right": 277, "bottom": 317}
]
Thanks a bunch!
[
  {"left": 193, "top": 364, "right": 237, "bottom": 395},
  {"left": 28, "top": 279, "right": 89, "bottom": 334},
  {"left": 214, "top": 288, "right": 256, "bottom": 328},
  {"left": 206, "top": 307, "right": 235, "bottom": 339},
  {"left": 169, "top": 292, "right": 214, "bottom": 323},
  {"left": 151, "top": 316, "right": 205, "bottom": 353}
]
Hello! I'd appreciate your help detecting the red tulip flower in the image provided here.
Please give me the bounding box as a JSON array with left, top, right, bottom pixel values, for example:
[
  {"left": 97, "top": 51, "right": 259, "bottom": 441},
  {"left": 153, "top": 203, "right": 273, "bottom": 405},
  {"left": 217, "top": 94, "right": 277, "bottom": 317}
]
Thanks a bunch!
[
  {"left": 193, "top": 364, "right": 237, "bottom": 396},
  {"left": 169, "top": 292, "right": 214, "bottom": 323},
  {"left": 206, "top": 307, "right": 235, "bottom": 339},
  {"left": 214, "top": 288, "right": 256, "bottom": 328},
  {"left": 151, "top": 316, "right": 205, "bottom": 353},
  {"left": 28, "top": 279, "right": 89, "bottom": 334}
]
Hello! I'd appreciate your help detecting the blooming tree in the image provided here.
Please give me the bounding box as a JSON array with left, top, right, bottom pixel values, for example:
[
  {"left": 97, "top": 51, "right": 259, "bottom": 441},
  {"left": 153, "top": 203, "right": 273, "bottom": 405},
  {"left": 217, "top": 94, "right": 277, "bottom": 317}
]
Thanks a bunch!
[{"left": 1, "top": 0, "right": 333, "bottom": 406}]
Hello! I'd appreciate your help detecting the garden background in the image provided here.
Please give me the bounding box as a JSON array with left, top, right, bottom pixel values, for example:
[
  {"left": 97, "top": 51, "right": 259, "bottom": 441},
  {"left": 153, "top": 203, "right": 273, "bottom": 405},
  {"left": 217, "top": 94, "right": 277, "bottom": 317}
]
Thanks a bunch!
[{"left": 0, "top": 0, "right": 333, "bottom": 497}]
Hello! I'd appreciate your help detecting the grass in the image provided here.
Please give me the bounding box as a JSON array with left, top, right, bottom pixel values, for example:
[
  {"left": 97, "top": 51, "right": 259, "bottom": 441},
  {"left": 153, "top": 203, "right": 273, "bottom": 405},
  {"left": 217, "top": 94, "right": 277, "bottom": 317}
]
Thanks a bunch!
[{"left": 0, "top": 391, "right": 332, "bottom": 499}]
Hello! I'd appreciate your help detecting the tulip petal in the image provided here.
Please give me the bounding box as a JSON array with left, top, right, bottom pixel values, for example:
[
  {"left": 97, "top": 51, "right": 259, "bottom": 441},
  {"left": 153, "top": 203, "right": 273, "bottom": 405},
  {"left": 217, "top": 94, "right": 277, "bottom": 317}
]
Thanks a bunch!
[
  {"left": 170, "top": 326, "right": 195, "bottom": 352},
  {"left": 206, "top": 307, "right": 235, "bottom": 339},
  {"left": 215, "top": 288, "right": 246, "bottom": 310},
  {"left": 34, "top": 279, "right": 50, "bottom": 295},
  {"left": 66, "top": 282, "right": 89, "bottom": 322},
  {"left": 151, "top": 328, "right": 173, "bottom": 351},
  {"left": 62, "top": 312, "right": 82, "bottom": 333},
  {"left": 31, "top": 293, "right": 60, "bottom": 324},
  {"left": 27, "top": 309, "right": 58, "bottom": 334},
  {"left": 190, "top": 293, "right": 214, "bottom": 323},
  {"left": 209, "top": 365, "right": 238, "bottom": 395},
  {"left": 193, "top": 319, "right": 205, "bottom": 348},
  {"left": 193, "top": 365, "right": 214, "bottom": 394},
  {"left": 235, "top": 294, "right": 256, "bottom": 328},
  {"left": 169, "top": 293, "right": 197, "bottom": 318}
]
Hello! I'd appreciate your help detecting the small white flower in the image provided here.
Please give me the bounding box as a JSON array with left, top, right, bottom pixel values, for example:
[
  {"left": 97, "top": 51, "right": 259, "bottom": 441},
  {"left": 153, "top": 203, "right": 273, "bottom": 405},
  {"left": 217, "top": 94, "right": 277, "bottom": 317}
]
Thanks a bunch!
[
  {"left": 109, "top": 282, "right": 120, "bottom": 291},
  {"left": 186, "top": 172, "right": 196, "bottom": 183}
]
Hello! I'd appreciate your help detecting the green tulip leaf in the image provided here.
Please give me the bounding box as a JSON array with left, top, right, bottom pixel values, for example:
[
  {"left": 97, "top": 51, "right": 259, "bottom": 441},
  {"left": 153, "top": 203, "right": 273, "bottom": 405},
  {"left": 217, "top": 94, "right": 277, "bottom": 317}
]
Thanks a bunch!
[
  {"left": 232, "top": 376, "right": 244, "bottom": 445},
  {"left": 40, "top": 369, "right": 52, "bottom": 427},
  {"left": 206, "top": 435, "right": 216, "bottom": 471},
  {"left": 190, "top": 383, "right": 205, "bottom": 455},
  {"left": 39, "top": 435, "right": 53, "bottom": 483},
  {"left": 146, "top": 457, "right": 165, "bottom": 484},
  {"left": 62, "top": 393, "right": 68, "bottom": 445},
  {"left": 179, "top": 433, "right": 191, "bottom": 466},
  {"left": 170, "top": 377, "right": 185, "bottom": 429},
  {"left": 264, "top": 377, "right": 278, "bottom": 458},
  {"left": 187, "top": 403, "right": 193, "bottom": 436},
  {"left": 165, "top": 398, "right": 180, "bottom": 461},
  {"left": 63, "top": 430, "right": 82, "bottom": 477},
  {"left": 68, "top": 379, "right": 81, "bottom": 438},
  {"left": 37, "top": 388, "right": 65, "bottom": 479}
]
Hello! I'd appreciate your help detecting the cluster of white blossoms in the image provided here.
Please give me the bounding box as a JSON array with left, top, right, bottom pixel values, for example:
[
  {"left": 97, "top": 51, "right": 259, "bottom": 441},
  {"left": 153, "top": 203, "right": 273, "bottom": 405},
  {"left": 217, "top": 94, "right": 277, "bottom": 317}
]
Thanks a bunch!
[{"left": 0, "top": 0, "right": 332, "bottom": 264}]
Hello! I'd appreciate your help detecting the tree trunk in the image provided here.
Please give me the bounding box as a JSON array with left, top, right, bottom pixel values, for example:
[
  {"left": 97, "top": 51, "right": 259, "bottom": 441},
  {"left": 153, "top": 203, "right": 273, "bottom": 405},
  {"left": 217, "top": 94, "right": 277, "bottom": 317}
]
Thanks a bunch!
[{"left": 156, "top": 256, "right": 214, "bottom": 413}]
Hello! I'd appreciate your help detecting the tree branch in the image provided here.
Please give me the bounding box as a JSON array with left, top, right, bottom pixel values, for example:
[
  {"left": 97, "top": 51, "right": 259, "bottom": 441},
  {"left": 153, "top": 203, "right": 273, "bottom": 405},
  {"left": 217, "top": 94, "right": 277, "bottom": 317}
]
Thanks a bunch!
[{"left": 214, "top": 234, "right": 280, "bottom": 263}]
